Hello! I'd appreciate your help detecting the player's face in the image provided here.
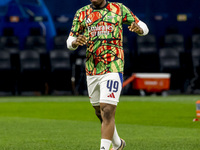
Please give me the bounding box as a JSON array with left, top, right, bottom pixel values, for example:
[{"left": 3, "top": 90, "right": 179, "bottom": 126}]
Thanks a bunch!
[{"left": 90, "top": 0, "right": 106, "bottom": 8}]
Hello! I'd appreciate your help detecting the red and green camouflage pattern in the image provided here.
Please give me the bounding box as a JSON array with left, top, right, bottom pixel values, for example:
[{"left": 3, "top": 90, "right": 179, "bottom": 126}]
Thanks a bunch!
[{"left": 69, "top": 1, "right": 139, "bottom": 75}]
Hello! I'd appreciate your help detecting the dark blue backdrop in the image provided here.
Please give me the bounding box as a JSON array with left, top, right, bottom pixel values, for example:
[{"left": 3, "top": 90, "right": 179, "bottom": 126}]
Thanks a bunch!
[
  {"left": 1, "top": 0, "right": 200, "bottom": 50},
  {"left": 0, "top": 0, "right": 56, "bottom": 50},
  {"left": 44, "top": 0, "right": 200, "bottom": 38}
]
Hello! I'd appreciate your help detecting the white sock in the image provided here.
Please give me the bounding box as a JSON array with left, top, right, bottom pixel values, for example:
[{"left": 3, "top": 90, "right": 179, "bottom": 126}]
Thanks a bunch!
[
  {"left": 100, "top": 139, "right": 112, "bottom": 150},
  {"left": 112, "top": 126, "right": 121, "bottom": 149}
]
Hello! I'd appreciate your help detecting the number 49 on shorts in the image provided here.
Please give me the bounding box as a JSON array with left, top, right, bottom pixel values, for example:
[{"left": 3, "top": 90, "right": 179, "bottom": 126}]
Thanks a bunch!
[{"left": 107, "top": 80, "right": 119, "bottom": 92}]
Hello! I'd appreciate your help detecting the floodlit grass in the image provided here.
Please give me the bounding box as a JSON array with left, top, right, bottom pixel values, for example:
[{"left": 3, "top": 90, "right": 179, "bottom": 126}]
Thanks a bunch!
[{"left": 0, "top": 95, "right": 200, "bottom": 150}]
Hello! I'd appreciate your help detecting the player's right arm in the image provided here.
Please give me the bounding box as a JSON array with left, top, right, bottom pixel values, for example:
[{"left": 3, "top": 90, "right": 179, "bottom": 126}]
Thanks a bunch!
[
  {"left": 66, "top": 10, "right": 87, "bottom": 50},
  {"left": 67, "top": 34, "right": 87, "bottom": 50},
  {"left": 72, "top": 35, "right": 87, "bottom": 48}
]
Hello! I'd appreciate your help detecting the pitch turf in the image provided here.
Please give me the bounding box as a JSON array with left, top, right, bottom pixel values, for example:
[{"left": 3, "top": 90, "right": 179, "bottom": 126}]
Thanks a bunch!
[{"left": 0, "top": 95, "right": 200, "bottom": 150}]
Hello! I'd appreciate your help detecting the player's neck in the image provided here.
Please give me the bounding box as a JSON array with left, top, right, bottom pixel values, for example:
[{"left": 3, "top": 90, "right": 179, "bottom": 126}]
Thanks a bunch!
[{"left": 92, "top": 0, "right": 107, "bottom": 9}]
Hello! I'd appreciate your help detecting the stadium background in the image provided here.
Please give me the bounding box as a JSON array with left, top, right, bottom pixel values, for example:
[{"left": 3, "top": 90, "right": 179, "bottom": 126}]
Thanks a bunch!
[{"left": 0, "top": 0, "right": 200, "bottom": 95}]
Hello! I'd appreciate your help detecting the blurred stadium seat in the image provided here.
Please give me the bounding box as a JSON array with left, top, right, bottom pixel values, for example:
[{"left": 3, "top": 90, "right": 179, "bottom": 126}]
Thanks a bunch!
[
  {"left": 135, "top": 34, "right": 160, "bottom": 72},
  {"left": 137, "top": 34, "right": 157, "bottom": 55},
  {"left": 0, "top": 27, "right": 19, "bottom": 54},
  {"left": 164, "top": 34, "right": 185, "bottom": 52},
  {"left": 48, "top": 50, "right": 72, "bottom": 94},
  {"left": 191, "top": 48, "right": 200, "bottom": 88},
  {"left": 25, "top": 36, "right": 46, "bottom": 54},
  {"left": 0, "top": 51, "right": 16, "bottom": 95},
  {"left": 192, "top": 48, "right": 200, "bottom": 69},
  {"left": 192, "top": 34, "right": 200, "bottom": 49},
  {"left": 18, "top": 50, "right": 44, "bottom": 95},
  {"left": 53, "top": 35, "right": 67, "bottom": 50},
  {"left": 185, "top": 47, "right": 200, "bottom": 93},
  {"left": 159, "top": 47, "right": 185, "bottom": 91},
  {"left": 71, "top": 48, "right": 87, "bottom": 95},
  {"left": 159, "top": 48, "right": 180, "bottom": 71}
]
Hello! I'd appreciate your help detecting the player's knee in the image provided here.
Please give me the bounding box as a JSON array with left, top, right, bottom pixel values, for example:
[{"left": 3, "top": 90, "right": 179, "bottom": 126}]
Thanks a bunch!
[{"left": 101, "top": 106, "right": 115, "bottom": 122}]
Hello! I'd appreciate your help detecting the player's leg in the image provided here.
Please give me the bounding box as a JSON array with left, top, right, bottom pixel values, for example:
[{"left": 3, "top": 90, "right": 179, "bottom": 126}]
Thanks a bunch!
[
  {"left": 87, "top": 73, "right": 125, "bottom": 150},
  {"left": 99, "top": 103, "right": 115, "bottom": 150},
  {"left": 93, "top": 105, "right": 113, "bottom": 150},
  {"left": 93, "top": 106, "right": 102, "bottom": 123},
  {"left": 112, "top": 126, "right": 123, "bottom": 150},
  {"left": 100, "top": 103, "right": 116, "bottom": 140},
  {"left": 93, "top": 105, "right": 122, "bottom": 150},
  {"left": 100, "top": 103, "right": 125, "bottom": 150},
  {"left": 87, "top": 75, "right": 111, "bottom": 149},
  {"left": 99, "top": 73, "right": 125, "bottom": 150}
]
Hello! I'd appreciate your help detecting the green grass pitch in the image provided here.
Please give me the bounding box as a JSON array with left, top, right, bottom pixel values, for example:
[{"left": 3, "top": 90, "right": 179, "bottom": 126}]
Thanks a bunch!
[{"left": 0, "top": 95, "right": 200, "bottom": 150}]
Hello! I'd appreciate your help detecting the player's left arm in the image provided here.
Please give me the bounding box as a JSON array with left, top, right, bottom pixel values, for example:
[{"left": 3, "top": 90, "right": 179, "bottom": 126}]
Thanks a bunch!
[
  {"left": 128, "top": 21, "right": 149, "bottom": 36},
  {"left": 122, "top": 4, "right": 149, "bottom": 36}
]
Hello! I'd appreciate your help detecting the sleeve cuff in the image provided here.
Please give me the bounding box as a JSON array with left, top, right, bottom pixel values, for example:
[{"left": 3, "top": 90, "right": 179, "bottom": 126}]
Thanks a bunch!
[
  {"left": 137, "top": 20, "right": 149, "bottom": 36},
  {"left": 66, "top": 36, "right": 78, "bottom": 50}
]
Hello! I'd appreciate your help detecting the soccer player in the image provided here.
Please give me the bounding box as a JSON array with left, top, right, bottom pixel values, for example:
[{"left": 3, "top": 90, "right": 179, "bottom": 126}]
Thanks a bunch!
[{"left": 67, "top": 0, "right": 149, "bottom": 149}]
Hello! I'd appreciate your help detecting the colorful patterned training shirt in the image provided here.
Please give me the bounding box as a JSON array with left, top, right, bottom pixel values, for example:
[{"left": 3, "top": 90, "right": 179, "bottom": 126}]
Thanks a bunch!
[{"left": 69, "top": 1, "right": 139, "bottom": 76}]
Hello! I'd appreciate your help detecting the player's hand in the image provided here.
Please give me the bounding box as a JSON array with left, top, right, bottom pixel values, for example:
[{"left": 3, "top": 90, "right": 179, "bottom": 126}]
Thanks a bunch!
[
  {"left": 72, "top": 35, "right": 88, "bottom": 48},
  {"left": 128, "top": 22, "right": 143, "bottom": 34}
]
